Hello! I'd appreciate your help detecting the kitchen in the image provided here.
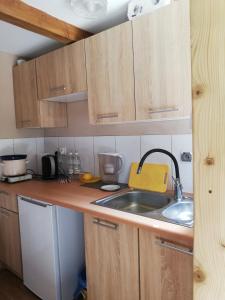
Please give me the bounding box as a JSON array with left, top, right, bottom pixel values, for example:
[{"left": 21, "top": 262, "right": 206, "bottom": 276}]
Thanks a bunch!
[{"left": 0, "top": 0, "right": 222, "bottom": 300}]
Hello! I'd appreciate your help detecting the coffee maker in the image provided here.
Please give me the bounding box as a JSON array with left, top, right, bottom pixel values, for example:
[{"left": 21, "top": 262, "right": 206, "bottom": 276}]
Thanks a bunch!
[{"left": 98, "top": 153, "right": 123, "bottom": 183}]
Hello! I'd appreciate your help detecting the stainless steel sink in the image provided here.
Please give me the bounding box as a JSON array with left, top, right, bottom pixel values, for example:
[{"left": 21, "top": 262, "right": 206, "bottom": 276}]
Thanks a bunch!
[
  {"left": 94, "top": 190, "right": 172, "bottom": 214},
  {"left": 93, "top": 190, "right": 194, "bottom": 228},
  {"left": 162, "top": 200, "right": 193, "bottom": 225}
]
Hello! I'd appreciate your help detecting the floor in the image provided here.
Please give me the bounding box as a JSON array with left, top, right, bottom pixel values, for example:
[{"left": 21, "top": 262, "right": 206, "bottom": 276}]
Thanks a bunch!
[{"left": 0, "top": 270, "right": 40, "bottom": 300}]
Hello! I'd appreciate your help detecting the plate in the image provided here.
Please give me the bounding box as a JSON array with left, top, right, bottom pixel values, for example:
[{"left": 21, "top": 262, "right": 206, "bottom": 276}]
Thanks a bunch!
[
  {"left": 100, "top": 185, "right": 121, "bottom": 192},
  {"left": 80, "top": 176, "right": 101, "bottom": 184}
]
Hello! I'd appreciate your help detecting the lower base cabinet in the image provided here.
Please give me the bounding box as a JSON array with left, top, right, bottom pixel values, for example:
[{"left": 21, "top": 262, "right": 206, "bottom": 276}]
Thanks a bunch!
[
  {"left": 85, "top": 214, "right": 193, "bottom": 300},
  {"left": 139, "top": 229, "right": 193, "bottom": 300},
  {"left": 84, "top": 214, "right": 139, "bottom": 300},
  {"left": 0, "top": 191, "right": 22, "bottom": 278}
]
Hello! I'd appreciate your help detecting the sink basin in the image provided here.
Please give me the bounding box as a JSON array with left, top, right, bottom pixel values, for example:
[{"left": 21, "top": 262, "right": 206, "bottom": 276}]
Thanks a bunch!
[
  {"left": 162, "top": 200, "right": 193, "bottom": 225},
  {"left": 93, "top": 190, "right": 193, "bottom": 227},
  {"left": 94, "top": 190, "right": 172, "bottom": 214}
]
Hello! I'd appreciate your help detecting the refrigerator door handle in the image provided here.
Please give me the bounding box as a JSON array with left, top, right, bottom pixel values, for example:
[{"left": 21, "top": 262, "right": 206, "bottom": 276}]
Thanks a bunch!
[{"left": 19, "top": 196, "right": 50, "bottom": 208}]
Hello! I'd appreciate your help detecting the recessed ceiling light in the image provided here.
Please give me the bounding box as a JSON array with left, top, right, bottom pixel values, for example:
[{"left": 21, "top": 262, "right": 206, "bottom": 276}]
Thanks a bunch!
[{"left": 70, "top": 0, "right": 108, "bottom": 19}]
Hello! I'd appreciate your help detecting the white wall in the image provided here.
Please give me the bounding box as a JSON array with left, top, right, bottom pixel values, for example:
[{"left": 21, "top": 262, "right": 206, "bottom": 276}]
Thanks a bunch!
[{"left": 44, "top": 134, "right": 193, "bottom": 193}]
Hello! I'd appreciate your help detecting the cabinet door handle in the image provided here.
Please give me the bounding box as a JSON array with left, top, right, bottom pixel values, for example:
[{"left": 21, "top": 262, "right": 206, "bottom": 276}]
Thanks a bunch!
[
  {"left": 18, "top": 196, "right": 50, "bottom": 208},
  {"left": 148, "top": 106, "right": 179, "bottom": 114},
  {"left": 96, "top": 113, "right": 119, "bottom": 120},
  {"left": 50, "top": 85, "right": 66, "bottom": 93},
  {"left": 93, "top": 218, "right": 118, "bottom": 230},
  {"left": 155, "top": 239, "right": 193, "bottom": 256}
]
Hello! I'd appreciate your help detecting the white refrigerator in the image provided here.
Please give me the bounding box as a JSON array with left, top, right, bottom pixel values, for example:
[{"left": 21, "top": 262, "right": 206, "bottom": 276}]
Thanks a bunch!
[{"left": 18, "top": 195, "right": 84, "bottom": 300}]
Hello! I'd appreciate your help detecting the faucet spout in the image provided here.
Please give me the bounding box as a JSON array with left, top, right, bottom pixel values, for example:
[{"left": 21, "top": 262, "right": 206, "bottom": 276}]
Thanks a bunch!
[{"left": 137, "top": 148, "right": 183, "bottom": 202}]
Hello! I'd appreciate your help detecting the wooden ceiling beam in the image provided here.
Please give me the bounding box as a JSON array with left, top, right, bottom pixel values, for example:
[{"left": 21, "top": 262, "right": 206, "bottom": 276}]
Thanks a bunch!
[{"left": 0, "top": 0, "right": 91, "bottom": 44}]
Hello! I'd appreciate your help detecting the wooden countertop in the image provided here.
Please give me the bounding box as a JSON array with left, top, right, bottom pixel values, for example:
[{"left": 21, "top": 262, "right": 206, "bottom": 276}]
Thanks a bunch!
[{"left": 0, "top": 179, "right": 193, "bottom": 247}]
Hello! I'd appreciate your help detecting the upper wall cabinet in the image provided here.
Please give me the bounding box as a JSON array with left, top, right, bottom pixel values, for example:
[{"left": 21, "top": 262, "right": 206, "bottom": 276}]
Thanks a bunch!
[
  {"left": 36, "top": 40, "right": 87, "bottom": 100},
  {"left": 13, "top": 60, "right": 41, "bottom": 128},
  {"left": 13, "top": 61, "right": 67, "bottom": 128},
  {"left": 85, "top": 22, "right": 135, "bottom": 124},
  {"left": 133, "top": 0, "right": 192, "bottom": 121}
]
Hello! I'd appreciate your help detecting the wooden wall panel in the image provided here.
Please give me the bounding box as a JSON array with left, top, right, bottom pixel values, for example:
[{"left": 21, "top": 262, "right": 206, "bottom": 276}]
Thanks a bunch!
[{"left": 191, "top": 0, "right": 225, "bottom": 299}]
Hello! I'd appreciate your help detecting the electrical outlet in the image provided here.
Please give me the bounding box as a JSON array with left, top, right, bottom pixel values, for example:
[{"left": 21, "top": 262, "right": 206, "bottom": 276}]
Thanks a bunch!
[{"left": 181, "top": 152, "right": 192, "bottom": 162}]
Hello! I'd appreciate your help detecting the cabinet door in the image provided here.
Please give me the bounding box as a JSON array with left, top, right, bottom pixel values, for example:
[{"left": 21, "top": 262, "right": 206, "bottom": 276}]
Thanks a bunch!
[
  {"left": 84, "top": 215, "right": 139, "bottom": 300},
  {"left": 0, "top": 208, "right": 22, "bottom": 278},
  {"left": 39, "top": 101, "right": 67, "bottom": 128},
  {"left": 139, "top": 229, "right": 193, "bottom": 300},
  {"left": 133, "top": 0, "right": 192, "bottom": 120},
  {"left": 0, "top": 190, "right": 18, "bottom": 213},
  {"left": 85, "top": 22, "right": 135, "bottom": 124},
  {"left": 36, "top": 40, "right": 87, "bottom": 99},
  {"left": 13, "top": 60, "right": 40, "bottom": 128}
]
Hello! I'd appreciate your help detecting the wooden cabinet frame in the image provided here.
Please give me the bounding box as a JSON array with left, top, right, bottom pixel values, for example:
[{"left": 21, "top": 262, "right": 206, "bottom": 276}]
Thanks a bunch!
[
  {"left": 0, "top": 191, "right": 22, "bottom": 278},
  {"left": 36, "top": 40, "right": 87, "bottom": 100},
  {"left": 84, "top": 215, "right": 139, "bottom": 300},
  {"left": 191, "top": 0, "right": 225, "bottom": 299},
  {"left": 13, "top": 60, "right": 68, "bottom": 128},
  {"left": 133, "top": 0, "right": 192, "bottom": 121},
  {"left": 85, "top": 22, "right": 136, "bottom": 124}
]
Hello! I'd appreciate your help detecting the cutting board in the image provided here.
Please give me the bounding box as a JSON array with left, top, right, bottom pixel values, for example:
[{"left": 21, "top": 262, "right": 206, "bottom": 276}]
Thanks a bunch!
[{"left": 128, "top": 163, "right": 169, "bottom": 193}]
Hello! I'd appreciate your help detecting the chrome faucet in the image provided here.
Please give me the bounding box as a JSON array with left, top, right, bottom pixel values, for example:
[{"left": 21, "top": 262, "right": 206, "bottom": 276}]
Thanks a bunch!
[{"left": 137, "top": 148, "right": 183, "bottom": 202}]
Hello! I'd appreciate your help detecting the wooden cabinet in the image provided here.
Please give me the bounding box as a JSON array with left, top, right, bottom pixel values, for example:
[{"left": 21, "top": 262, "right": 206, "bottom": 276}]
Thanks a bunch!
[
  {"left": 132, "top": 0, "right": 192, "bottom": 121},
  {"left": 0, "top": 190, "right": 18, "bottom": 213},
  {"left": 84, "top": 214, "right": 139, "bottom": 300},
  {"left": 13, "top": 60, "right": 67, "bottom": 128},
  {"left": 85, "top": 214, "right": 193, "bottom": 300},
  {"left": 0, "top": 192, "right": 22, "bottom": 278},
  {"left": 85, "top": 0, "right": 191, "bottom": 124},
  {"left": 36, "top": 40, "right": 87, "bottom": 99},
  {"left": 139, "top": 229, "right": 193, "bottom": 300},
  {"left": 13, "top": 60, "right": 40, "bottom": 128},
  {"left": 85, "top": 22, "right": 135, "bottom": 124}
]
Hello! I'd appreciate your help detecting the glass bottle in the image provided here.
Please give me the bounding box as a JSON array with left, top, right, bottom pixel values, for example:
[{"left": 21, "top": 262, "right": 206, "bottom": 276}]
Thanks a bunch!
[
  {"left": 67, "top": 152, "right": 74, "bottom": 175},
  {"left": 73, "top": 152, "right": 81, "bottom": 174}
]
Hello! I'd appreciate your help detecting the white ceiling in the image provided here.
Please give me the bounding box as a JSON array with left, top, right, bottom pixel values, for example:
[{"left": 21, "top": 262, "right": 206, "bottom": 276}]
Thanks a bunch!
[
  {"left": 0, "top": 21, "right": 62, "bottom": 58},
  {"left": 0, "top": 0, "right": 130, "bottom": 57},
  {"left": 22, "top": 0, "right": 130, "bottom": 33}
]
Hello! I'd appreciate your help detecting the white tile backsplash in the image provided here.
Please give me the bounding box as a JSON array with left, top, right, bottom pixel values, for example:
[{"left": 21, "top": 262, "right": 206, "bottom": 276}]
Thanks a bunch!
[
  {"left": 172, "top": 134, "right": 193, "bottom": 193},
  {"left": 42, "top": 134, "right": 193, "bottom": 193},
  {"left": 44, "top": 137, "right": 59, "bottom": 154},
  {"left": 0, "top": 139, "right": 14, "bottom": 155},
  {"left": 58, "top": 137, "right": 75, "bottom": 153},
  {"left": 0, "top": 138, "right": 45, "bottom": 175},
  {"left": 93, "top": 136, "right": 116, "bottom": 176},
  {"left": 13, "top": 138, "right": 37, "bottom": 172},
  {"left": 115, "top": 136, "right": 141, "bottom": 183},
  {"left": 74, "top": 137, "right": 94, "bottom": 173},
  {"left": 0, "top": 139, "right": 14, "bottom": 177},
  {"left": 36, "top": 138, "right": 45, "bottom": 175},
  {"left": 0, "top": 134, "right": 193, "bottom": 191}
]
